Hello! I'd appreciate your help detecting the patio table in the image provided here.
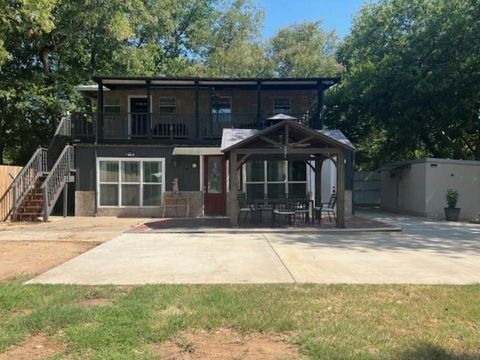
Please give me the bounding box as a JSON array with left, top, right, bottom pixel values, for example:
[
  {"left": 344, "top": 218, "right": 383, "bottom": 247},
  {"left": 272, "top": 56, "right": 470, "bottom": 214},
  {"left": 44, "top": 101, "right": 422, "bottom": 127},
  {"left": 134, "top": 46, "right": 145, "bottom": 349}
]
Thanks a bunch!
[{"left": 253, "top": 198, "right": 313, "bottom": 225}]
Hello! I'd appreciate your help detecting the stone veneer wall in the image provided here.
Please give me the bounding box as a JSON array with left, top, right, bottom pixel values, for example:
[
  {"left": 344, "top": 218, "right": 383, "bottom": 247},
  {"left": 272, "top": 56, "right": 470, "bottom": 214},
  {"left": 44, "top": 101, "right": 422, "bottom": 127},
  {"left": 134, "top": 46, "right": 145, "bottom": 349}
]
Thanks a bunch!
[
  {"left": 76, "top": 190, "right": 203, "bottom": 218},
  {"left": 75, "top": 191, "right": 95, "bottom": 216}
]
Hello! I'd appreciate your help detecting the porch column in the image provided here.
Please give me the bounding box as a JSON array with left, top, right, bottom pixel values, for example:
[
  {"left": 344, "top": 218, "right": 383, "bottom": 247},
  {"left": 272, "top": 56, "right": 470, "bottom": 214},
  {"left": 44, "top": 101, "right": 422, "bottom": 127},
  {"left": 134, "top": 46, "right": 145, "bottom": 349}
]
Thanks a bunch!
[
  {"left": 336, "top": 151, "right": 346, "bottom": 228},
  {"left": 146, "top": 79, "right": 151, "bottom": 139},
  {"left": 97, "top": 80, "right": 104, "bottom": 142},
  {"left": 229, "top": 151, "right": 239, "bottom": 226},
  {"left": 316, "top": 81, "right": 324, "bottom": 129},
  {"left": 195, "top": 80, "right": 200, "bottom": 142},
  {"left": 256, "top": 80, "right": 262, "bottom": 128}
]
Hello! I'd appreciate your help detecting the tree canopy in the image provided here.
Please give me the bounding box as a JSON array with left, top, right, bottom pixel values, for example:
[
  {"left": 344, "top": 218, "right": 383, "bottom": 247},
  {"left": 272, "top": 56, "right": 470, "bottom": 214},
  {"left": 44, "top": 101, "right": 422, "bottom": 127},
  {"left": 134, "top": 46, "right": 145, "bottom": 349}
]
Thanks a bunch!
[
  {"left": 2, "top": 0, "right": 478, "bottom": 170},
  {"left": 326, "top": 0, "right": 480, "bottom": 169}
]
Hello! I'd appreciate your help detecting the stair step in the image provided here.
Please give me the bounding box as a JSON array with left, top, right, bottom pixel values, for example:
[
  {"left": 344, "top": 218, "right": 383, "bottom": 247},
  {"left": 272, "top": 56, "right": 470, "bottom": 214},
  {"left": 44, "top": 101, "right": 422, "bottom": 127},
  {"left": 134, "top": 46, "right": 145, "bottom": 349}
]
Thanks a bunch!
[
  {"left": 21, "top": 203, "right": 43, "bottom": 209},
  {"left": 18, "top": 206, "right": 42, "bottom": 212},
  {"left": 14, "top": 215, "right": 41, "bottom": 221},
  {"left": 22, "top": 200, "right": 43, "bottom": 205}
]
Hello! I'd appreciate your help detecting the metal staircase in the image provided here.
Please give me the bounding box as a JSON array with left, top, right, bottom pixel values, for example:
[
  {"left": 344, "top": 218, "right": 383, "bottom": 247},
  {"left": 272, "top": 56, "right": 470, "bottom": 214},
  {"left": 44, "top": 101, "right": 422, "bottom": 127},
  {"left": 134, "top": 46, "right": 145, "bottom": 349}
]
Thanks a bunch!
[{"left": 0, "top": 117, "right": 75, "bottom": 221}]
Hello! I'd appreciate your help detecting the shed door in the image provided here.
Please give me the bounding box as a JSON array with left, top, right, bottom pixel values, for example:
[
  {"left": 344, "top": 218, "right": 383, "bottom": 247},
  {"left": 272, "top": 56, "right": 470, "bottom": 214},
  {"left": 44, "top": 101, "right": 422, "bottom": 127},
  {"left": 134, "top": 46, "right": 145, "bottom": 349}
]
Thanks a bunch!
[{"left": 204, "top": 155, "right": 226, "bottom": 215}]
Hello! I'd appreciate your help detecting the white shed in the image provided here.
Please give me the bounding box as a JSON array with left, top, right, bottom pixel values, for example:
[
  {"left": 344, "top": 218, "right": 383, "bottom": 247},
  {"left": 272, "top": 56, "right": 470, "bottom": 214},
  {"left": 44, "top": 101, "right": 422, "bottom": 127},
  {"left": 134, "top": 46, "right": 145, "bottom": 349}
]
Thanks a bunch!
[{"left": 379, "top": 158, "right": 480, "bottom": 220}]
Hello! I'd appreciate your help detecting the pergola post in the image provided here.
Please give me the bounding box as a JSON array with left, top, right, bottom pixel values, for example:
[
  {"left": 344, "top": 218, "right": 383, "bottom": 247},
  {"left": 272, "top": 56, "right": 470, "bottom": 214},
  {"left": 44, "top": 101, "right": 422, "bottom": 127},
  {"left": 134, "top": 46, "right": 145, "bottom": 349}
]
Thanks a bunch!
[
  {"left": 314, "top": 158, "right": 324, "bottom": 206},
  {"left": 336, "top": 151, "right": 346, "bottom": 228},
  {"left": 229, "top": 151, "right": 239, "bottom": 226}
]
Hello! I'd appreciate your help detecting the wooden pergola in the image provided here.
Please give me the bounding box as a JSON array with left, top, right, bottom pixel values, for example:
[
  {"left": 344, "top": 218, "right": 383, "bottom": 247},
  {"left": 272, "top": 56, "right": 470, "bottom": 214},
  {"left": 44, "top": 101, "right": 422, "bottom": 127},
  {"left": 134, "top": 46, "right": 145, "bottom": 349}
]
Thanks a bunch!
[{"left": 221, "top": 119, "right": 355, "bottom": 228}]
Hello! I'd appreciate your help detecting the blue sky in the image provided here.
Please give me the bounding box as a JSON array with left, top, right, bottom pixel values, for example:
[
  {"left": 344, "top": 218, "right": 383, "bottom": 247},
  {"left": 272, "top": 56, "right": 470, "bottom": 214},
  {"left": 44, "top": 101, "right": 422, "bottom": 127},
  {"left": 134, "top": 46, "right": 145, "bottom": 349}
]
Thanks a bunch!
[{"left": 259, "top": 0, "right": 370, "bottom": 39}]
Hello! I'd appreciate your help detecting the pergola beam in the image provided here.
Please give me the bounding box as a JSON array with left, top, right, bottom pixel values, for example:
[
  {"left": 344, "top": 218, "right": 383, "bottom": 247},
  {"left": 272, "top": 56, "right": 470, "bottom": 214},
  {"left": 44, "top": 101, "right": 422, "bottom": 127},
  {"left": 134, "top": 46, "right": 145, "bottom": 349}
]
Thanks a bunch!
[
  {"left": 236, "top": 147, "right": 339, "bottom": 155},
  {"left": 237, "top": 154, "right": 251, "bottom": 170},
  {"left": 259, "top": 136, "right": 282, "bottom": 147}
]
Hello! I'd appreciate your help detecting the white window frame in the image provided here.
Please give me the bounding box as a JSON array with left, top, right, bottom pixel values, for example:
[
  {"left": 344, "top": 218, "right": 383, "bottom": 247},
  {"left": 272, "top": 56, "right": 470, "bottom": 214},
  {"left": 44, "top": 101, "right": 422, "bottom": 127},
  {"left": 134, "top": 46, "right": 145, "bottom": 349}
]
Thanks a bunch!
[
  {"left": 243, "top": 160, "right": 307, "bottom": 199},
  {"left": 97, "top": 157, "right": 165, "bottom": 208},
  {"left": 273, "top": 96, "right": 292, "bottom": 114},
  {"left": 104, "top": 96, "right": 121, "bottom": 113}
]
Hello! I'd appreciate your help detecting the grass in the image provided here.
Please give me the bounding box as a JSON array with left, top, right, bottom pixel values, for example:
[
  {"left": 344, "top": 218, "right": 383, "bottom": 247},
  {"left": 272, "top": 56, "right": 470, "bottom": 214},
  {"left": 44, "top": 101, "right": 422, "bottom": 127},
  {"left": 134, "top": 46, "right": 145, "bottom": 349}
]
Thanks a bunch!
[{"left": 0, "top": 280, "right": 479, "bottom": 359}]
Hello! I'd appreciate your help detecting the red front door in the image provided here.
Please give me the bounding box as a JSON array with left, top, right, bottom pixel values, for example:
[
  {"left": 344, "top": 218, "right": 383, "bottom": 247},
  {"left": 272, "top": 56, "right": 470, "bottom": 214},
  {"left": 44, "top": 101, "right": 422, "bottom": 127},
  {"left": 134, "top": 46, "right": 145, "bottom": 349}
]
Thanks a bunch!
[{"left": 204, "top": 155, "right": 226, "bottom": 215}]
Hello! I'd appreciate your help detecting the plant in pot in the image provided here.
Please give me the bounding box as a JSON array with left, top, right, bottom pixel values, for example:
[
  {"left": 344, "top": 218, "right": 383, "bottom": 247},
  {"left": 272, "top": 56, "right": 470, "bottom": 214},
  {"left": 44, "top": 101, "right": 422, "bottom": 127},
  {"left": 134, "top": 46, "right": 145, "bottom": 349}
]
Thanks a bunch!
[{"left": 444, "top": 189, "right": 460, "bottom": 221}]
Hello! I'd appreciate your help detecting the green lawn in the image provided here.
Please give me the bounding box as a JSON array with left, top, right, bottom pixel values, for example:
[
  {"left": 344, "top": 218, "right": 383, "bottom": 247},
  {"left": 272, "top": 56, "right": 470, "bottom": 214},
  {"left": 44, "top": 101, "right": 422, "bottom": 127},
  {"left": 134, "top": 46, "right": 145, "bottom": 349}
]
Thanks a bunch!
[{"left": 0, "top": 280, "right": 479, "bottom": 359}]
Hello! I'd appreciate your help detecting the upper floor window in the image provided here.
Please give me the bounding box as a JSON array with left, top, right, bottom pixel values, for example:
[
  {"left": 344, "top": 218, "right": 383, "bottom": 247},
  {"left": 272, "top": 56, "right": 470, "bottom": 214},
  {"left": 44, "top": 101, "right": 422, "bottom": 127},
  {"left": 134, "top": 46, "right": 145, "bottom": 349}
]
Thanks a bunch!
[
  {"left": 212, "top": 96, "right": 231, "bottom": 114},
  {"left": 273, "top": 96, "right": 291, "bottom": 114},
  {"left": 104, "top": 97, "right": 121, "bottom": 113},
  {"left": 212, "top": 96, "right": 231, "bottom": 123},
  {"left": 159, "top": 97, "right": 176, "bottom": 115}
]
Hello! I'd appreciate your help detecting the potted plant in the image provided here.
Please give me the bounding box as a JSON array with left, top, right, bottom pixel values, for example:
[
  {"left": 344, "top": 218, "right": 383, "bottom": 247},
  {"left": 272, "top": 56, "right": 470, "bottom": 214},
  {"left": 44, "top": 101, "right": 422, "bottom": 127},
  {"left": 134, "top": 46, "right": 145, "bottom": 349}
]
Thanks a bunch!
[{"left": 444, "top": 189, "right": 461, "bottom": 221}]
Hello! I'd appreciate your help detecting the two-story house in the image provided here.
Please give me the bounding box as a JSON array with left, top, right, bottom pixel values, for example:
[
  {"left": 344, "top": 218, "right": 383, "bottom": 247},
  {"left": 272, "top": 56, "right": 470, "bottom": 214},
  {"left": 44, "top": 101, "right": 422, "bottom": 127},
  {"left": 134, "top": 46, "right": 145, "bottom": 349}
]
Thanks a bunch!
[{"left": 71, "top": 76, "right": 354, "bottom": 221}]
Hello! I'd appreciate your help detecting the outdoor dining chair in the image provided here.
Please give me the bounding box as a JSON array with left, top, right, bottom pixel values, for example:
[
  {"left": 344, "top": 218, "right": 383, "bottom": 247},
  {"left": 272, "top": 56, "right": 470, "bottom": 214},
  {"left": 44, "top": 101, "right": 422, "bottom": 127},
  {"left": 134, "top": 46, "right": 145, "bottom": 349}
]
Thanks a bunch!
[
  {"left": 313, "top": 194, "right": 337, "bottom": 223},
  {"left": 237, "top": 193, "right": 255, "bottom": 223},
  {"left": 254, "top": 198, "right": 275, "bottom": 223},
  {"left": 291, "top": 198, "right": 310, "bottom": 223},
  {"left": 272, "top": 202, "right": 296, "bottom": 226}
]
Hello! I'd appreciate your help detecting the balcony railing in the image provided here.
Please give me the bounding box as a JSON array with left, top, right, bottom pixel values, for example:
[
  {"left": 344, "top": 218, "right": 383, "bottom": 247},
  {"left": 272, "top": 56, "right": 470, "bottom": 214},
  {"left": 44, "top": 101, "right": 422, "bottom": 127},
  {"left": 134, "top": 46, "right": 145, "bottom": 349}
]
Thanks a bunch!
[{"left": 72, "top": 111, "right": 317, "bottom": 143}]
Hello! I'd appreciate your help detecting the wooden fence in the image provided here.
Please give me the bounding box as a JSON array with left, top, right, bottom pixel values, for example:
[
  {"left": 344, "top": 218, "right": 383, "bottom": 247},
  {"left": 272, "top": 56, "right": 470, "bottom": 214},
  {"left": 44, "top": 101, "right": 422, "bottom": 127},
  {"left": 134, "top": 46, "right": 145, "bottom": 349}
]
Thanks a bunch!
[{"left": 0, "top": 165, "right": 22, "bottom": 198}]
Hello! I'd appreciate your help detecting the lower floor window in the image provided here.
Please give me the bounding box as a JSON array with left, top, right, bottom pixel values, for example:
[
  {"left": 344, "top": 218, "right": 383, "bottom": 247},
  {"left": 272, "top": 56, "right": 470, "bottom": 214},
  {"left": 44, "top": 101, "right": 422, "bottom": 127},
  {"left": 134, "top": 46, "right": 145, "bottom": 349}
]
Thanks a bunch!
[
  {"left": 98, "top": 158, "right": 165, "bottom": 207},
  {"left": 244, "top": 160, "right": 307, "bottom": 201}
]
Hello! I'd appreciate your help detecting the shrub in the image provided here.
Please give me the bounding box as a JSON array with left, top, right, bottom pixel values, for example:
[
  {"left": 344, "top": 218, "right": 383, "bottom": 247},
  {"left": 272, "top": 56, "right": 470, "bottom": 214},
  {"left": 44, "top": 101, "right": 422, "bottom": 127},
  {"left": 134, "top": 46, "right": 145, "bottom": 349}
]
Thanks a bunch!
[{"left": 446, "top": 189, "right": 459, "bottom": 208}]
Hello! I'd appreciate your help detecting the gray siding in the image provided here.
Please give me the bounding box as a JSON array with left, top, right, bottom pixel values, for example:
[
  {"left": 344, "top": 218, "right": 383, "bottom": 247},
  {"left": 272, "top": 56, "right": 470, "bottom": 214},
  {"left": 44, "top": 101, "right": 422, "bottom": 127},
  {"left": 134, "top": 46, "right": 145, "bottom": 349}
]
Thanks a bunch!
[{"left": 74, "top": 145, "right": 200, "bottom": 192}]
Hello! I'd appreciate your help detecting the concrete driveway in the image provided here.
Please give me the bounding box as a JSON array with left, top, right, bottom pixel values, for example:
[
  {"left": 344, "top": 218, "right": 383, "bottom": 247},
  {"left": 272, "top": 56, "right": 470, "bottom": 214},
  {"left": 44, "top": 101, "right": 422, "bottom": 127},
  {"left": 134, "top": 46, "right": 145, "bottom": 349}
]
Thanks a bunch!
[{"left": 28, "top": 211, "right": 480, "bottom": 285}]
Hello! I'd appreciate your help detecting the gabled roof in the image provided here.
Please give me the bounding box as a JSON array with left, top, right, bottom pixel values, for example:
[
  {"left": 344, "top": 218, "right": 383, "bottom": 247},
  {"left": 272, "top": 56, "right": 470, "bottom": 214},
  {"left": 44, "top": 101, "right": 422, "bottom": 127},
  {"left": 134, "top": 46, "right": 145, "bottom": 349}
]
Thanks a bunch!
[{"left": 221, "top": 120, "right": 355, "bottom": 152}]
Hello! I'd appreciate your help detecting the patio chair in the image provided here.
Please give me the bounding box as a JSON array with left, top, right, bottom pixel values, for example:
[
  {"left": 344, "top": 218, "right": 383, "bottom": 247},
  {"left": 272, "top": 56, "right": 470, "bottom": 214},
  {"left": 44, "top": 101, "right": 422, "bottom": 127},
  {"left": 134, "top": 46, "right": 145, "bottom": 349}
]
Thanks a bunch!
[
  {"left": 313, "top": 194, "right": 337, "bottom": 223},
  {"left": 237, "top": 193, "right": 255, "bottom": 223},
  {"left": 291, "top": 198, "right": 310, "bottom": 223},
  {"left": 272, "top": 202, "right": 296, "bottom": 226},
  {"left": 254, "top": 198, "right": 275, "bottom": 223}
]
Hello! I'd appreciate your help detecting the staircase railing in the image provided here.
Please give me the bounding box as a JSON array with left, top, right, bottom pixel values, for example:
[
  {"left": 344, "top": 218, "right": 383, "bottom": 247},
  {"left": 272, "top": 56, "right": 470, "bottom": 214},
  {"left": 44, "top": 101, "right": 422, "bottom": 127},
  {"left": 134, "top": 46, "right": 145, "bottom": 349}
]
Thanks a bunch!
[
  {"left": 41, "top": 145, "right": 74, "bottom": 221},
  {"left": 0, "top": 148, "right": 48, "bottom": 221},
  {"left": 53, "top": 116, "right": 72, "bottom": 137},
  {"left": 48, "top": 116, "right": 72, "bottom": 170}
]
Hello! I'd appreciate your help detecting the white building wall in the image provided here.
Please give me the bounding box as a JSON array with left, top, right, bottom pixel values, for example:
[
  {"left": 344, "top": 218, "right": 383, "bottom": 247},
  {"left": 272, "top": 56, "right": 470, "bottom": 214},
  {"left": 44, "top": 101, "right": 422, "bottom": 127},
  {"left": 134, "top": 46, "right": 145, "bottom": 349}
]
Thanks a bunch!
[
  {"left": 424, "top": 159, "right": 480, "bottom": 220},
  {"left": 321, "top": 159, "right": 336, "bottom": 202},
  {"left": 380, "top": 158, "right": 480, "bottom": 220}
]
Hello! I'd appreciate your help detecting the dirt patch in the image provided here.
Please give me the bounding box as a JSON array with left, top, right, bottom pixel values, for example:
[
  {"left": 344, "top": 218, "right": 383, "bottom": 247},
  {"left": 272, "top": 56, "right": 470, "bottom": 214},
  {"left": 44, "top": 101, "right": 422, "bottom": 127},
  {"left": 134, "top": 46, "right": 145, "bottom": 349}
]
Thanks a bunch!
[
  {"left": 150, "top": 328, "right": 302, "bottom": 359},
  {"left": 0, "top": 241, "right": 97, "bottom": 282},
  {"left": 0, "top": 216, "right": 147, "bottom": 242},
  {"left": 0, "top": 334, "right": 66, "bottom": 360}
]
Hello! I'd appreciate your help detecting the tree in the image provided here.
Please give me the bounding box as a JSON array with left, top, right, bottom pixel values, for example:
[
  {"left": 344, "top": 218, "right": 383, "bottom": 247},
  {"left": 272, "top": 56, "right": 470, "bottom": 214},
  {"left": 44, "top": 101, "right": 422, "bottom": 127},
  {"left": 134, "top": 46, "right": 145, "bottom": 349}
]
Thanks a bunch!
[
  {"left": 328, "top": 0, "right": 480, "bottom": 169},
  {"left": 269, "top": 21, "right": 342, "bottom": 77},
  {"left": 1, "top": 0, "right": 259, "bottom": 163},
  {"left": 200, "top": 0, "right": 273, "bottom": 77}
]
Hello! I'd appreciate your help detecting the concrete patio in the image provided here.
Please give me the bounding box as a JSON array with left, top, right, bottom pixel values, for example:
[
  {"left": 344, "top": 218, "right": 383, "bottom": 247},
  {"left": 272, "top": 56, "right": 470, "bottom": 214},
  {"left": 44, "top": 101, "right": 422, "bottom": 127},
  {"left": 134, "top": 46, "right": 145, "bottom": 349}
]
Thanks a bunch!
[{"left": 28, "top": 211, "right": 480, "bottom": 285}]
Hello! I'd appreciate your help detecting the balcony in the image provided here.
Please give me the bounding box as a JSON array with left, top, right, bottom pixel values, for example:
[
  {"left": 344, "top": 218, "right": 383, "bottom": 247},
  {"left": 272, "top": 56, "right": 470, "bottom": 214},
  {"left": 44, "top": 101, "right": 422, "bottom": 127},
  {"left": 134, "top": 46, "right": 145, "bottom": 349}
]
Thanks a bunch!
[{"left": 72, "top": 111, "right": 316, "bottom": 144}]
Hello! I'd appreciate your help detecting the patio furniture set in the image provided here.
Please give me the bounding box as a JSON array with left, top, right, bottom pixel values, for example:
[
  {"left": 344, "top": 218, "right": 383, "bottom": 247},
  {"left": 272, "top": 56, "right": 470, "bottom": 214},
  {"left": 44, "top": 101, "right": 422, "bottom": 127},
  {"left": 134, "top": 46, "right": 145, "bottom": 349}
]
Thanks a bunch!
[{"left": 238, "top": 193, "right": 337, "bottom": 226}]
